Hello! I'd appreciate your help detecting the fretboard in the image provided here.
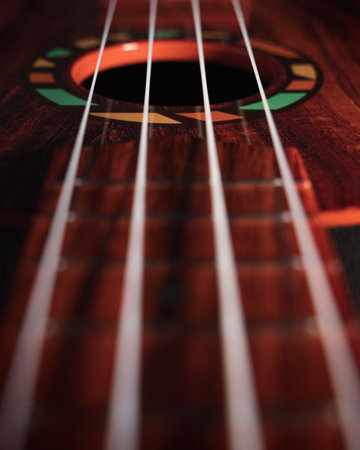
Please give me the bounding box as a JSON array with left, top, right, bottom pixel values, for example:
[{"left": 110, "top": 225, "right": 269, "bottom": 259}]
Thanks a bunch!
[{"left": 1, "top": 135, "right": 357, "bottom": 449}]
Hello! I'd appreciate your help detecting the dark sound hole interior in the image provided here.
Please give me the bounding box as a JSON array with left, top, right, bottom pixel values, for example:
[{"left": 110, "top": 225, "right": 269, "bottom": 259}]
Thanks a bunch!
[{"left": 82, "top": 61, "right": 267, "bottom": 106}]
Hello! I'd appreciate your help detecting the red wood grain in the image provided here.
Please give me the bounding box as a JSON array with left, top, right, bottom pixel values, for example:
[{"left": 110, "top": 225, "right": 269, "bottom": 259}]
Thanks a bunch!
[{"left": 1, "top": 0, "right": 360, "bottom": 449}]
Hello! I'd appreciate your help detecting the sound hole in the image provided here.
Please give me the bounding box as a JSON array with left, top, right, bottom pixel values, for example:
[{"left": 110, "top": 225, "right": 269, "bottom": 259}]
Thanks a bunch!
[{"left": 81, "top": 61, "right": 266, "bottom": 106}]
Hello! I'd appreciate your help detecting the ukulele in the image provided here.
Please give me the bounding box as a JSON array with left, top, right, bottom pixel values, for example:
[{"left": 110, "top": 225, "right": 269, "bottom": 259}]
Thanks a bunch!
[{"left": 0, "top": 0, "right": 360, "bottom": 449}]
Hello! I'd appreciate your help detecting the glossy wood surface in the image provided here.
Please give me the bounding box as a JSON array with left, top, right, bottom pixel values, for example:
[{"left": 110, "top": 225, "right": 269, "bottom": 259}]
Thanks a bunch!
[{"left": 0, "top": 0, "right": 360, "bottom": 449}]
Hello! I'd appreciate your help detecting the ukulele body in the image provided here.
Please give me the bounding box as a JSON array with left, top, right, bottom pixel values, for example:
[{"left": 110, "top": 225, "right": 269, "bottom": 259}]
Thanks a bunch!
[{"left": 1, "top": 0, "right": 360, "bottom": 449}]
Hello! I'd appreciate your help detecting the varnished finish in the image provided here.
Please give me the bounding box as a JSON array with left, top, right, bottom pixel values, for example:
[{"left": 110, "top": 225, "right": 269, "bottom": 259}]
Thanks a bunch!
[{"left": 1, "top": 0, "right": 360, "bottom": 449}]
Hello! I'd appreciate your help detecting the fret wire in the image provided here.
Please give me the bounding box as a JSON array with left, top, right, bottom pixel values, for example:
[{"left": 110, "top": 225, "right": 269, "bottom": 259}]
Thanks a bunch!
[
  {"left": 231, "top": 1, "right": 360, "bottom": 449},
  {"left": 190, "top": 1, "right": 265, "bottom": 449},
  {"left": 0, "top": 1, "right": 119, "bottom": 449},
  {"left": 104, "top": 1, "right": 158, "bottom": 450}
]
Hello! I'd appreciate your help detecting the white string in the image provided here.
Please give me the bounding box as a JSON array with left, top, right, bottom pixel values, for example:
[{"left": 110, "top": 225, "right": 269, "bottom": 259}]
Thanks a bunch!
[
  {"left": 104, "top": 1, "right": 158, "bottom": 450},
  {"left": 191, "top": 1, "right": 265, "bottom": 449},
  {"left": 0, "top": 2, "right": 118, "bottom": 449},
  {"left": 231, "top": 1, "right": 360, "bottom": 448}
]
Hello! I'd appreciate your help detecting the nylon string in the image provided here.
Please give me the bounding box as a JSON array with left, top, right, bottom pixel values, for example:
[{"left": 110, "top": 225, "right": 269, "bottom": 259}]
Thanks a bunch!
[
  {"left": 0, "top": 1, "right": 118, "bottom": 449},
  {"left": 190, "top": 1, "right": 265, "bottom": 449},
  {"left": 231, "top": 1, "right": 360, "bottom": 449},
  {"left": 104, "top": 1, "right": 158, "bottom": 450}
]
